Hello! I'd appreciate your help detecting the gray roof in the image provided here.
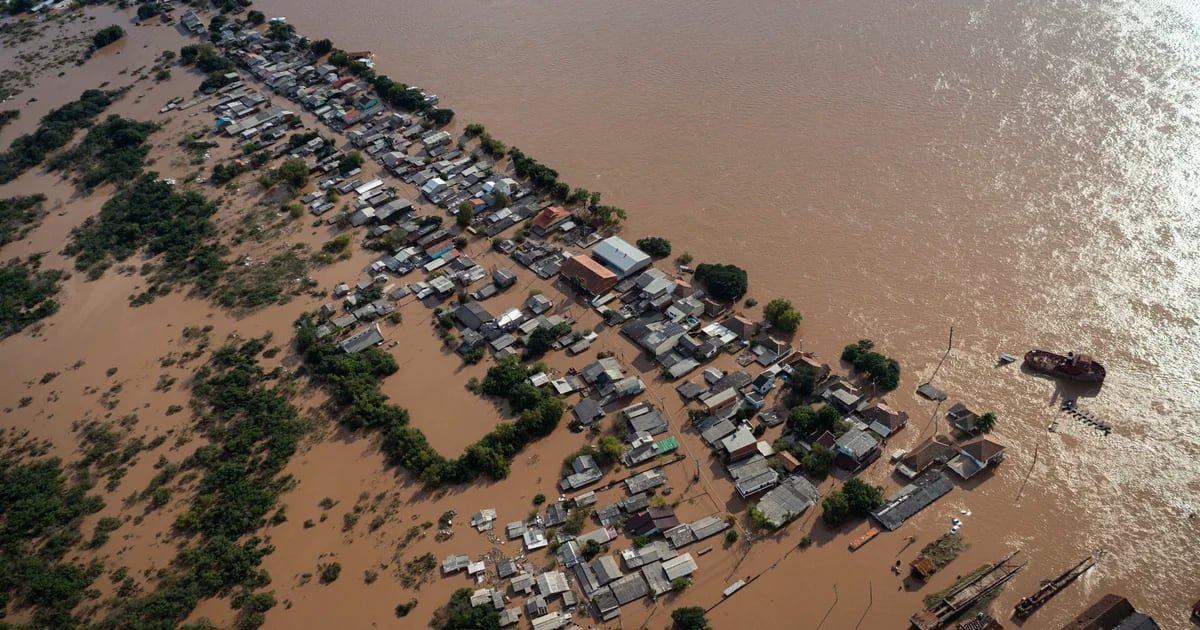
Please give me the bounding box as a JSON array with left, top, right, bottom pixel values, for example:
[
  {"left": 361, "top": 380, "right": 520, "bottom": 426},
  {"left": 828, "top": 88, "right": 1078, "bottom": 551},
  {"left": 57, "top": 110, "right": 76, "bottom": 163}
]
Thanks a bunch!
[
  {"left": 688, "top": 515, "right": 731, "bottom": 541},
  {"left": 835, "top": 428, "right": 879, "bottom": 459},
  {"left": 755, "top": 475, "right": 821, "bottom": 527},
  {"left": 543, "top": 502, "right": 568, "bottom": 527},
  {"left": 338, "top": 323, "right": 384, "bottom": 353},
  {"left": 572, "top": 398, "right": 605, "bottom": 425},
  {"left": 661, "top": 553, "right": 698, "bottom": 581},
  {"left": 590, "top": 555, "right": 622, "bottom": 585},
  {"left": 608, "top": 572, "right": 650, "bottom": 605},
  {"left": 871, "top": 470, "right": 955, "bottom": 531},
  {"left": 591, "top": 236, "right": 651, "bottom": 277},
  {"left": 640, "top": 561, "right": 672, "bottom": 596},
  {"left": 624, "top": 469, "right": 666, "bottom": 494},
  {"left": 627, "top": 407, "right": 669, "bottom": 436},
  {"left": 557, "top": 540, "right": 583, "bottom": 568},
  {"left": 700, "top": 419, "right": 737, "bottom": 445},
  {"left": 455, "top": 302, "right": 494, "bottom": 330}
]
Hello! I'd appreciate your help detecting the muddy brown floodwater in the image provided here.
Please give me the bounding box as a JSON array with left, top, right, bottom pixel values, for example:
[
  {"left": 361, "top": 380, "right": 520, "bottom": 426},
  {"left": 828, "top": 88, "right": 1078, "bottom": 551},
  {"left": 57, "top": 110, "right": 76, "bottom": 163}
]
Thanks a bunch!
[
  {"left": 2, "top": 0, "right": 1199, "bottom": 628},
  {"left": 244, "top": 0, "right": 1197, "bottom": 626}
]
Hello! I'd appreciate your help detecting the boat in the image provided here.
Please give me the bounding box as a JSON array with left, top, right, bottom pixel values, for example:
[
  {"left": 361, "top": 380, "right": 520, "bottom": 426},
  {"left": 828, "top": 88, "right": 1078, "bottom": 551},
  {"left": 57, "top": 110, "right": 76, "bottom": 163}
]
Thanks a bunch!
[
  {"left": 997, "top": 353, "right": 1016, "bottom": 365},
  {"left": 848, "top": 527, "right": 880, "bottom": 551},
  {"left": 1013, "top": 555, "right": 1096, "bottom": 619},
  {"left": 1023, "top": 350, "right": 1106, "bottom": 383}
]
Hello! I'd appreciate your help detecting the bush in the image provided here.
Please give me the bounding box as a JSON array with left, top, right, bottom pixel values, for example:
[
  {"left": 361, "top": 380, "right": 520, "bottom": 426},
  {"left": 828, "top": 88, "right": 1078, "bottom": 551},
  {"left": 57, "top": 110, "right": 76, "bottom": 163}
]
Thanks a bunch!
[
  {"left": 694, "top": 263, "right": 749, "bottom": 302},
  {"left": 318, "top": 562, "right": 341, "bottom": 584},
  {"left": 92, "top": 25, "right": 125, "bottom": 49},
  {"left": 635, "top": 237, "right": 671, "bottom": 258}
]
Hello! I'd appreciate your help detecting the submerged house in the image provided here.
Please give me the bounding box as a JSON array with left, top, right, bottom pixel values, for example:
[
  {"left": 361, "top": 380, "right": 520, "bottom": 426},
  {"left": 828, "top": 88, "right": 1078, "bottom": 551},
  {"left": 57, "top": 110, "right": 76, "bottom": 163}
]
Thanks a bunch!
[
  {"left": 946, "top": 438, "right": 1006, "bottom": 480},
  {"left": 871, "top": 470, "right": 954, "bottom": 531}
]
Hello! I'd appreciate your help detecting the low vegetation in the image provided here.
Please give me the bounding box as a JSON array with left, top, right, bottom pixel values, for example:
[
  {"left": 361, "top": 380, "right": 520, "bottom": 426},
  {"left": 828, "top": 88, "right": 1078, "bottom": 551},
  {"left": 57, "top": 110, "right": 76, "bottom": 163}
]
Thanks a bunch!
[
  {"left": 64, "top": 173, "right": 226, "bottom": 289},
  {"left": 0, "top": 109, "right": 16, "bottom": 131},
  {"left": 694, "top": 262, "right": 749, "bottom": 302},
  {"left": 0, "top": 452, "right": 106, "bottom": 627},
  {"left": 0, "top": 254, "right": 66, "bottom": 339},
  {"left": 297, "top": 321, "right": 565, "bottom": 486},
  {"left": 841, "top": 339, "right": 901, "bottom": 391},
  {"left": 103, "top": 337, "right": 303, "bottom": 627},
  {"left": 0, "top": 88, "right": 120, "bottom": 184},
  {"left": 47, "top": 115, "right": 158, "bottom": 190},
  {"left": 0, "top": 193, "right": 47, "bottom": 245}
]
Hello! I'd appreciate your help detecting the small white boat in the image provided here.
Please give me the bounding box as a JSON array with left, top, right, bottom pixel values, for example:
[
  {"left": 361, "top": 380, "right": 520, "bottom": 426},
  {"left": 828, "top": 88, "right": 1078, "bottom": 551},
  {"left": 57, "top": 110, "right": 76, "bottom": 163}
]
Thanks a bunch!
[{"left": 998, "top": 353, "right": 1017, "bottom": 365}]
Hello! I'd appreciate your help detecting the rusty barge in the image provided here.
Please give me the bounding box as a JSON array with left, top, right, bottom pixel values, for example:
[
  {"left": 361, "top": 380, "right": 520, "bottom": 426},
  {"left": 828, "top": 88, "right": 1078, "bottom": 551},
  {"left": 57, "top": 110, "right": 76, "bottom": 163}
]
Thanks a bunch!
[
  {"left": 1013, "top": 554, "right": 1096, "bottom": 620},
  {"left": 1023, "top": 350, "right": 1106, "bottom": 383},
  {"left": 910, "top": 551, "right": 1025, "bottom": 630}
]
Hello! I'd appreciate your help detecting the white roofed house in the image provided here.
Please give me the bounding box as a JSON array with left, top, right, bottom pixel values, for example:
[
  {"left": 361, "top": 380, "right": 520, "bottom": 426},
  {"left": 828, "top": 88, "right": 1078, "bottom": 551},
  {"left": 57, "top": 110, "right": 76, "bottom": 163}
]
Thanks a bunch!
[{"left": 591, "top": 236, "right": 652, "bottom": 279}]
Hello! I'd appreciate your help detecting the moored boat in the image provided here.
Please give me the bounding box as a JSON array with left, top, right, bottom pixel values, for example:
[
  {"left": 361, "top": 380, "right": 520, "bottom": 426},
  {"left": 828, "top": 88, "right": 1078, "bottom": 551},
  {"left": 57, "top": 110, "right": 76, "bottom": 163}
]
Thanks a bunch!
[{"left": 1023, "top": 350, "right": 1105, "bottom": 383}]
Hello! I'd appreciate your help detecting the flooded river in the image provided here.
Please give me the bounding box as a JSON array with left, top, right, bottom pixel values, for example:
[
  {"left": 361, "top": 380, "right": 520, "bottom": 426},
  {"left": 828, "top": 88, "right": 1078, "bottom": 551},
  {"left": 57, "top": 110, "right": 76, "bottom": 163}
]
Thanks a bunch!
[
  {"left": 1, "top": 0, "right": 1197, "bottom": 626},
  {"left": 249, "top": 0, "right": 1200, "bottom": 624}
]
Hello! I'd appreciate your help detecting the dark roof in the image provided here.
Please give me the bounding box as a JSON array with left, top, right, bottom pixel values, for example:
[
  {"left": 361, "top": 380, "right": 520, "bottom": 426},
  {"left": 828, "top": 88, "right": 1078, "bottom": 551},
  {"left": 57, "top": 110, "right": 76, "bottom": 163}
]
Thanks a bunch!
[
  {"left": 572, "top": 398, "right": 605, "bottom": 425},
  {"left": 624, "top": 507, "right": 679, "bottom": 536},
  {"left": 871, "top": 470, "right": 954, "bottom": 531},
  {"left": 962, "top": 438, "right": 1005, "bottom": 462},
  {"left": 1064, "top": 594, "right": 1160, "bottom": 630}
]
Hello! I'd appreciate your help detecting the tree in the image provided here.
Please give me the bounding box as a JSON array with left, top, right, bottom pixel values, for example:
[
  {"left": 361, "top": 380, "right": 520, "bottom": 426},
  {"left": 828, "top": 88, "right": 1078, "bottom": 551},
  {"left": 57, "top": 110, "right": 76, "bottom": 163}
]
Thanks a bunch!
[
  {"left": 976, "top": 411, "right": 997, "bottom": 433},
  {"left": 694, "top": 263, "right": 749, "bottom": 302},
  {"left": 801, "top": 444, "right": 834, "bottom": 480},
  {"left": 310, "top": 38, "right": 333, "bottom": 56},
  {"left": 92, "top": 25, "right": 125, "bottom": 49},
  {"left": 492, "top": 191, "right": 510, "bottom": 209},
  {"left": 787, "top": 405, "right": 816, "bottom": 436},
  {"left": 245, "top": 10, "right": 265, "bottom": 25},
  {"left": 277, "top": 158, "right": 309, "bottom": 190},
  {"left": 137, "top": 3, "right": 161, "bottom": 20},
  {"left": 841, "top": 339, "right": 901, "bottom": 391},
  {"left": 763, "top": 298, "right": 802, "bottom": 333},
  {"left": 635, "top": 236, "right": 671, "bottom": 259},
  {"left": 432, "top": 588, "right": 500, "bottom": 630},
  {"left": 671, "top": 607, "right": 711, "bottom": 630},
  {"left": 724, "top": 529, "right": 738, "bottom": 544},
  {"left": 464, "top": 123, "right": 485, "bottom": 137},
  {"left": 428, "top": 108, "right": 455, "bottom": 126},
  {"left": 337, "top": 151, "right": 363, "bottom": 175},
  {"left": 842, "top": 478, "right": 883, "bottom": 517},
  {"left": 821, "top": 489, "right": 851, "bottom": 526},
  {"left": 455, "top": 203, "right": 474, "bottom": 228}
]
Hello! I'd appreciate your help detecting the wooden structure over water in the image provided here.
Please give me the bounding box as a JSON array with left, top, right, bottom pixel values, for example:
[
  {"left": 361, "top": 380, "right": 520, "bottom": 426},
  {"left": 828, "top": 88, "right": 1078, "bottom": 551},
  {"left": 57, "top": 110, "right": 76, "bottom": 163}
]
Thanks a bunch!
[
  {"left": 1013, "top": 555, "right": 1096, "bottom": 620},
  {"left": 911, "top": 551, "right": 1026, "bottom": 630}
]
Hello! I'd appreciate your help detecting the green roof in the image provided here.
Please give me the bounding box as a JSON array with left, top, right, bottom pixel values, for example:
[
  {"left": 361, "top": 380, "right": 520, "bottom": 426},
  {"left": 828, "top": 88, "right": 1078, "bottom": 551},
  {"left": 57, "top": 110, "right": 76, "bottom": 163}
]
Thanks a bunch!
[{"left": 655, "top": 436, "right": 679, "bottom": 453}]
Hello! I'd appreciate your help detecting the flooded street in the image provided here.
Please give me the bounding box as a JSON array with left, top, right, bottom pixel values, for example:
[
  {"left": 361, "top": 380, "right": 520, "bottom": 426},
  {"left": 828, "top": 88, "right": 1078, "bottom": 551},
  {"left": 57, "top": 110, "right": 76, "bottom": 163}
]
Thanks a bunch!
[{"left": 1, "top": 0, "right": 1198, "bottom": 627}]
